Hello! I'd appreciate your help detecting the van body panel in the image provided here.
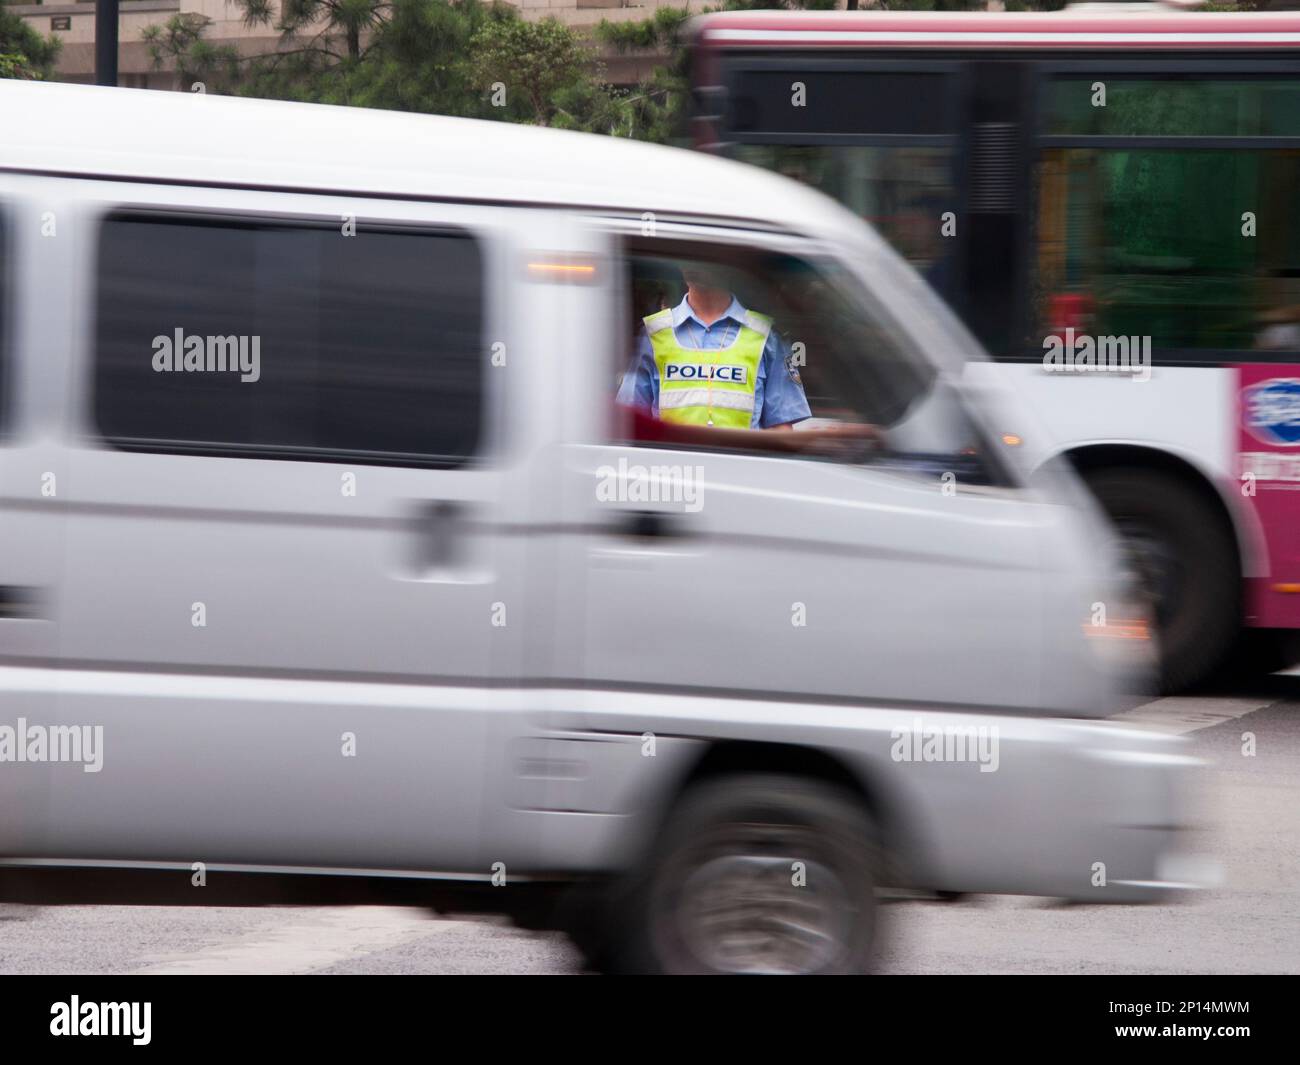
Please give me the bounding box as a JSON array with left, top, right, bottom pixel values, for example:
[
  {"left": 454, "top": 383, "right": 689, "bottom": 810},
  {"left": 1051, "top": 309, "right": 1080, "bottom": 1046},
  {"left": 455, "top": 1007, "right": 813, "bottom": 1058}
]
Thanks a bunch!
[{"left": 557, "top": 441, "right": 1047, "bottom": 709}]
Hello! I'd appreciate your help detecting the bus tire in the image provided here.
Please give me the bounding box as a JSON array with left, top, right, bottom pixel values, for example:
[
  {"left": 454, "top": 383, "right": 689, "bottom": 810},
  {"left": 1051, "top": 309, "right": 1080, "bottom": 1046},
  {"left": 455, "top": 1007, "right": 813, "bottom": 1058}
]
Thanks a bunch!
[
  {"left": 607, "top": 773, "right": 881, "bottom": 975},
  {"left": 1084, "top": 468, "right": 1239, "bottom": 694}
]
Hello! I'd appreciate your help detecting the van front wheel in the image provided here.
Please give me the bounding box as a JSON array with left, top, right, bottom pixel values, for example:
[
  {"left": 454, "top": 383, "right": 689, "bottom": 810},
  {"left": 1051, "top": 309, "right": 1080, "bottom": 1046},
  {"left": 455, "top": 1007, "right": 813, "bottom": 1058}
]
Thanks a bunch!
[{"left": 611, "top": 774, "right": 881, "bottom": 974}]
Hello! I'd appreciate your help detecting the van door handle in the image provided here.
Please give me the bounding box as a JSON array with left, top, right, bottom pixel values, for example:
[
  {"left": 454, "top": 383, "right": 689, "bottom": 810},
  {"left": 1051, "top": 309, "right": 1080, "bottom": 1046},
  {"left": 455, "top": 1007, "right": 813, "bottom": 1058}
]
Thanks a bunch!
[
  {"left": 0, "top": 585, "right": 44, "bottom": 620},
  {"left": 413, "top": 500, "right": 468, "bottom": 570},
  {"left": 615, "top": 509, "right": 685, "bottom": 539},
  {"left": 404, "top": 500, "right": 491, "bottom": 584}
]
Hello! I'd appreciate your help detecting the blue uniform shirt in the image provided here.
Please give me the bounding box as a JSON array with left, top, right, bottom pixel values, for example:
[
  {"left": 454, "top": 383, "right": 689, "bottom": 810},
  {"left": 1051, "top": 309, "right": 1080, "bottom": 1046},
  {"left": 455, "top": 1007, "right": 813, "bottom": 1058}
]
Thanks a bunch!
[{"left": 616, "top": 295, "right": 812, "bottom": 428}]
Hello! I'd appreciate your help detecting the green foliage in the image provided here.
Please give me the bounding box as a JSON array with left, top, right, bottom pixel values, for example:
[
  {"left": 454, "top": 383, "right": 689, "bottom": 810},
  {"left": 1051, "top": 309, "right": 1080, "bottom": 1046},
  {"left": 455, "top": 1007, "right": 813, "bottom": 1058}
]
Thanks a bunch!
[
  {"left": 144, "top": 0, "right": 625, "bottom": 132},
  {"left": 234, "top": 0, "right": 392, "bottom": 61},
  {"left": 597, "top": 5, "right": 692, "bottom": 53},
  {"left": 468, "top": 16, "right": 595, "bottom": 126},
  {"left": 0, "top": 51, "right": 35, "bottom": 80},
  {"left": 142, "top": 14, "right": 243, "bottom": 93},
  {"left": 551, "top": 79, "right": 631, "bottom": 136},
  {"left": 302, "top": 0, "right": 522, "bottom": 115},
  {"left": 0, "top": 4, "right": 61, "bottom": 80},
  {"left": 593, "top": 5, "right": 695, "bottom": 145}
]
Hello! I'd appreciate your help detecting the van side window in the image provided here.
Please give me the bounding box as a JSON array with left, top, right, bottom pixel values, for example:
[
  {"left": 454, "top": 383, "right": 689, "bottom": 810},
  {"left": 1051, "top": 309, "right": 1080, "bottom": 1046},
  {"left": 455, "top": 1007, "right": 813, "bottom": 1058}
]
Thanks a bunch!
[
  {"left": 613, "top": 239, "right": 1000, "bottom": 485},
  {"left": 94, "top": 212, "right": 484, "bottom": 465}
]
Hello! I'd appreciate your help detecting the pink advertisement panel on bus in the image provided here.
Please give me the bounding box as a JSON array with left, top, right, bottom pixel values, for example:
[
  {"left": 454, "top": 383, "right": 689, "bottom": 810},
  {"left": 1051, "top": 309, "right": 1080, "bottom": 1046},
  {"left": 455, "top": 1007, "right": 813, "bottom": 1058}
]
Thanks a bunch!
[{"left": 1239, "top": 365, "right": 1300, "bottom": 628}]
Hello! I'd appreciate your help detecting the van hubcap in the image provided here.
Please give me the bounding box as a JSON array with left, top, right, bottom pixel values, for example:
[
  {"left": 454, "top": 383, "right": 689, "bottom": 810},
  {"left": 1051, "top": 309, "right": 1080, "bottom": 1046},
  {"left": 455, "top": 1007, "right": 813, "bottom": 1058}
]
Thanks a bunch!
[{"left": 674, "top": 848, "right": 851, "bottom": 974}]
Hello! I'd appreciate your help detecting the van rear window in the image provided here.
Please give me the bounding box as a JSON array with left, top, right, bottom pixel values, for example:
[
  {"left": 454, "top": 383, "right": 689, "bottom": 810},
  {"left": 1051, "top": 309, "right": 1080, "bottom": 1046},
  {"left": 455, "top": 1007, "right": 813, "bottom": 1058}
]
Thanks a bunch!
[{"left": 93, "top": 212, "right": 485, "bottom": 466}]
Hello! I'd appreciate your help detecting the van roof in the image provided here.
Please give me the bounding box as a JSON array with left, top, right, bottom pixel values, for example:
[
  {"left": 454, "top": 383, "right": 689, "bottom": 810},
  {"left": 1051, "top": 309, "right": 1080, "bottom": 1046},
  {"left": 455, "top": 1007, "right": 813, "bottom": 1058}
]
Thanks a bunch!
[{"left": 1, "top": 80, "right": 840, "bottom": 233}]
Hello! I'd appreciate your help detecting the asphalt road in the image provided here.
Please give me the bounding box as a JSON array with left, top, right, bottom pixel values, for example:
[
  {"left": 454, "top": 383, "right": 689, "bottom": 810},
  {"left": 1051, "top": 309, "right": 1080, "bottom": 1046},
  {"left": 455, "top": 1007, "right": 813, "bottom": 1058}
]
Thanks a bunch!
[{"left": 2, "top": 682, "right": 1297, "bottom": 975}]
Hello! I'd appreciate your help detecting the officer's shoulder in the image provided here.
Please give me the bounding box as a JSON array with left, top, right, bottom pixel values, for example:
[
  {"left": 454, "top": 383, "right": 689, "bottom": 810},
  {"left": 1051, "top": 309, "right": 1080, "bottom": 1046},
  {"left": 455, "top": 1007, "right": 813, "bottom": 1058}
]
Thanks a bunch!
[
  {"left": 644, "top": 308, "right": 674, "bottom": 334},
  {"left": 743, "top": 310, "right": 773, "bottom": 339}
]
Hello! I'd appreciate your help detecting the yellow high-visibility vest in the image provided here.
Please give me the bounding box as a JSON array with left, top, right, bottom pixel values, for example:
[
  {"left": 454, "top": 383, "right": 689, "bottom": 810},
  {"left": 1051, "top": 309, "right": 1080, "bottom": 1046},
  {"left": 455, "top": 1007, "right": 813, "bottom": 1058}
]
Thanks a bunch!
[{"left": 646, "top": 308, "right": 772, "bottom": 428}]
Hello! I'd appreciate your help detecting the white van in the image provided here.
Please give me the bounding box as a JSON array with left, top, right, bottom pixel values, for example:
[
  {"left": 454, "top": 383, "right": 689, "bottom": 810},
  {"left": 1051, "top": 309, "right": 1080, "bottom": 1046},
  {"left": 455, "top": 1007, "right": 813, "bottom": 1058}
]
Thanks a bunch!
[{"left": 0, "top": 81, "right": 1194, "bottom": 974}]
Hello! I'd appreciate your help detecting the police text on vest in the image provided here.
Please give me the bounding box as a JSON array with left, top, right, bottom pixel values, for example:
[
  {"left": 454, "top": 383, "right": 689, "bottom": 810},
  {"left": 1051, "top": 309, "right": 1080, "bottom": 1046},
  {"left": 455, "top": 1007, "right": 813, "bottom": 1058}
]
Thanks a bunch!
[{"left": 664, "top": 364, "right": 747, "bottom": 384}]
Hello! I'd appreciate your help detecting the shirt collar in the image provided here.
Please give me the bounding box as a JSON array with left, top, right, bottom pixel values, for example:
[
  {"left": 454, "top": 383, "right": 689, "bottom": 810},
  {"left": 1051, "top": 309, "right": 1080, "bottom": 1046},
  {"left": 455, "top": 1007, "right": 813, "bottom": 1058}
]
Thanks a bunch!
[{"left": 672, "top": 294, "right": 747, "bottom": 330}]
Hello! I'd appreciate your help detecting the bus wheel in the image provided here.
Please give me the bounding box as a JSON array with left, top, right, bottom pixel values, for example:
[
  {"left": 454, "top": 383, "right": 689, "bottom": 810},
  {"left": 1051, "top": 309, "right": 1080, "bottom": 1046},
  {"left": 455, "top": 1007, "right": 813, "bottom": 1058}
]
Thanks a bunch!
[
  {"left": 1084, "top": 468, "right": 1238, "bottom": 694},
  {"left": 612, "top": 774, "right": 881, "bottom": 975}
]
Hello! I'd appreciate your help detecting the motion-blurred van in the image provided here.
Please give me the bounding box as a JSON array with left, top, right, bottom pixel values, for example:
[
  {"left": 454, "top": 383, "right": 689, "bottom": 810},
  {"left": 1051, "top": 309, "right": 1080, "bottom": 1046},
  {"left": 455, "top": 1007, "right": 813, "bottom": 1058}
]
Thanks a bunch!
[{"left": 0, "top": 81, "right": 1195, "bottom": 973}]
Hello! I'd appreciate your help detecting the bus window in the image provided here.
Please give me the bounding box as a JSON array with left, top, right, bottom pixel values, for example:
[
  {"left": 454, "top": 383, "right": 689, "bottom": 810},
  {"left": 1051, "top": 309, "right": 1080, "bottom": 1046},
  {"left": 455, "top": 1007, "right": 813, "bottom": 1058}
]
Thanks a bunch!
[
  {"left": 730, "top": 144, "right": 959, "bottom": 299},
  {"left": 1037, "top": 74, "right": 1300, "bottom": 354},
  {"left": 1047, "top": 76, "right": 1300, "bottom": 139}
]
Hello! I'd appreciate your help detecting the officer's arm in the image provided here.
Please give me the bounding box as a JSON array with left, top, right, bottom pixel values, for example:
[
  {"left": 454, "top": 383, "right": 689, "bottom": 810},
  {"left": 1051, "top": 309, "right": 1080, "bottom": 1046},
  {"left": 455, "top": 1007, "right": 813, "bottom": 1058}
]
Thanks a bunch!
[
  {"left": 756, "top": 331, "right": 812, "bottom": 430},
  {"left": 615, "top": 329, "right": 657, "bottom": 410}
]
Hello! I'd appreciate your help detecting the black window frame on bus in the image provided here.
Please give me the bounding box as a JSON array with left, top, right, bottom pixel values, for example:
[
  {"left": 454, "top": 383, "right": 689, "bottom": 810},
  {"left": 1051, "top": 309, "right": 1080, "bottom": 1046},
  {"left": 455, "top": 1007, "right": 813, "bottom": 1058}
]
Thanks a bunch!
[
  {"left": 715, "top": 56, "right": 972, "bottom": 314},
  {"left": 92, "top": 206, "right": 488, "bottom": 468},
  {"left": 1025, "top": 55, "right": 1300, "bottom": 368},
  {"left": 719, "top": 56, "right": 968, "bottom": 144}
]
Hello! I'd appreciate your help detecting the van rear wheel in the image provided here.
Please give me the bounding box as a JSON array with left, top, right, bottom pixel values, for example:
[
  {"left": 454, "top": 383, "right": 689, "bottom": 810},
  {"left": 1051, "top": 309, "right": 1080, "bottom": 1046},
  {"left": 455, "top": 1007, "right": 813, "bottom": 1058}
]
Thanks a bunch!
[
  {"left": 608, "top": 773, "right": 881, "bottom": 974},
  {"left": 1084, "top": 468, "right": 1239, "bottom": 694}
]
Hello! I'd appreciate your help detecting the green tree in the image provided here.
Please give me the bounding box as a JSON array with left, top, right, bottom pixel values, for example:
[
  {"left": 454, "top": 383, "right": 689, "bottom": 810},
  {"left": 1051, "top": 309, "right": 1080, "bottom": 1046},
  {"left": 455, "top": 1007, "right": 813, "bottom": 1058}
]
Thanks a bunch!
[
  {"left": 237, "top": 0, "right": 391, "bottom": 63},
  {"left": 140, "top": 0, "right": 620, "bottom": 128},
  {"left": 594, "top": 5, "right": 692, "bottom": 143},
  {"left": 327, "top": 0, "right": 520, "bottom": 115},
  {"left": 0, "top": 1, "right": 61, "bottom": 80},
  {"left": 468, "top": 16, "right": 597, "bottom": 127},
  {"left": 141, "top": 13, "right": 242, "bottom": 93}
]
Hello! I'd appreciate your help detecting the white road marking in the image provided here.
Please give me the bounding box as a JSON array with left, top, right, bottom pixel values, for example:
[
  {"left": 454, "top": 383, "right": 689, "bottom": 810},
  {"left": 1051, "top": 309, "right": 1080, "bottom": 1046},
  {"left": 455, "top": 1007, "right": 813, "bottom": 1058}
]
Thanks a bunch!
[
  {"left": 1110, "top": 695, "right": 1277, "bottom": 735},
  {"left": 129, "top": 905, "right": 444, "bottom": 975}
]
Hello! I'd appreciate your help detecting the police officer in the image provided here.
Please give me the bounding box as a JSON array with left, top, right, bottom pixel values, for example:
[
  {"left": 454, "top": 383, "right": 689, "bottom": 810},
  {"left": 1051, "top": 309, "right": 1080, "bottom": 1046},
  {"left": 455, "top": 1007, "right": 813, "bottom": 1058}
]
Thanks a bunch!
[{"left": 616, "top": 264, "right": 811, "bottom": 431}]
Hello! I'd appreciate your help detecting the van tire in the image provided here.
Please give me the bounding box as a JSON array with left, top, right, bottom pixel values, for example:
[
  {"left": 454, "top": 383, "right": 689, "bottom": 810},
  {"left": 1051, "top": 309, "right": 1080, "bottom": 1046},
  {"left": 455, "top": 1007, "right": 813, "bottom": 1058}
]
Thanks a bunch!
[
  {"left": 1084, "top": 468, "right": 1239, "bottom": 694},
  {"left": 603, "top": 773, "right": 881, "bottom": 974}
]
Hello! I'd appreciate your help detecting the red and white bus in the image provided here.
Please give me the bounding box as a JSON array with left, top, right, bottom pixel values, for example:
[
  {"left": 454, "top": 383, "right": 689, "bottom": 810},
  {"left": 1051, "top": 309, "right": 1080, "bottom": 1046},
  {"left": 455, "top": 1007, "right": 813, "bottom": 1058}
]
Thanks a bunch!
[{"left": 689, "top": 4, "right": 1300, "bottom": 691}]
